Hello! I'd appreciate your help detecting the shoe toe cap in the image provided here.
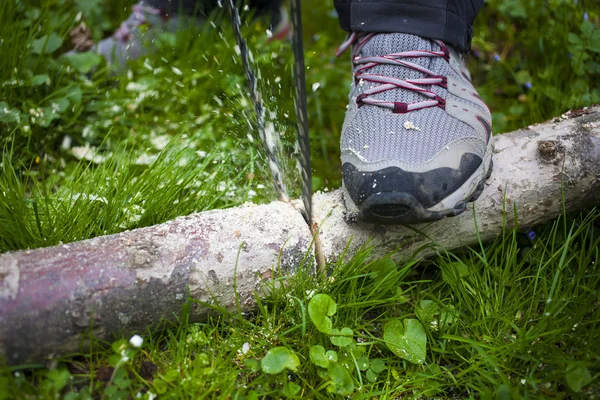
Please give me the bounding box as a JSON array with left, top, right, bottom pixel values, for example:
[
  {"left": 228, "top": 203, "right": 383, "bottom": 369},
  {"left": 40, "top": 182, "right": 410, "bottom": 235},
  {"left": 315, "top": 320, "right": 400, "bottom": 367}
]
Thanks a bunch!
[{"left": 342, "top": 151, "right": 483, "bottom": 210}]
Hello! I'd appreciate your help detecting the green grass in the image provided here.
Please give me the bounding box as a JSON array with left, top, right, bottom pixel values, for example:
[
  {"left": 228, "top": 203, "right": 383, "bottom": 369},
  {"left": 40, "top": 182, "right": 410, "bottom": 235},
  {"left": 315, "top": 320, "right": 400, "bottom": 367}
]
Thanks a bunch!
[
  {"left": 1, "top": 213, "right": 599, "bottom": 398},
  {"left": 1, "top": 0, "right": 599, "bottom": 398}
]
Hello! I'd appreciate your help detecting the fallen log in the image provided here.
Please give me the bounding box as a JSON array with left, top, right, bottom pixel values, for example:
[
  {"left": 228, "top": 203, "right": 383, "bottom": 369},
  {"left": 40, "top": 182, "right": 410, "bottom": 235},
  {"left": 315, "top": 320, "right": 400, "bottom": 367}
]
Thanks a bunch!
[{"left": 1, "top": 107, "right": 599, "bottom": 365}]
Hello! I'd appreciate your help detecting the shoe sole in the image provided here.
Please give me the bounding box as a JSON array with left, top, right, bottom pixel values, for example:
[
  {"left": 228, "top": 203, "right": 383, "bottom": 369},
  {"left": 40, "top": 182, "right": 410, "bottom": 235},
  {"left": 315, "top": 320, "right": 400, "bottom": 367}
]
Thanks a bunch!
[{"left": 342, "top": 139, "right": 494, "bottom": 225}]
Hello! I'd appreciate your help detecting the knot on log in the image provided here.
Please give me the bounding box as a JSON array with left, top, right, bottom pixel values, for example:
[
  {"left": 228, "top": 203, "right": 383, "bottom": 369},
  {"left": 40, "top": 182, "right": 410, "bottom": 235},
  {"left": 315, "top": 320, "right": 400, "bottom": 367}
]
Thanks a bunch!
[
  {"left": 127, "top": 240, "right": 160, "bottom": 269},
  {"left": 537, "top": 140, "right": 564, "bottom": 164}
]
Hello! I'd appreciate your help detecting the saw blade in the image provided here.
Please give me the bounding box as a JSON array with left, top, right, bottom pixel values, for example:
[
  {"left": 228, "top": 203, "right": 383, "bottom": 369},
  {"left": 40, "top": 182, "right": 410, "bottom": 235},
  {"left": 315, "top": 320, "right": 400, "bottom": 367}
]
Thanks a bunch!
[{"left": 290, "top": 0, "right": 313, "bottom": 225}]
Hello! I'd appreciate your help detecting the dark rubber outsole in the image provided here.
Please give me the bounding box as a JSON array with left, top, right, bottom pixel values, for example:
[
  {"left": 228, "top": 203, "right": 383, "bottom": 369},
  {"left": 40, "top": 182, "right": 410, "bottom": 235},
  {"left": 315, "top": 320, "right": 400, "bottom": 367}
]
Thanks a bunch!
[{"left": 345, "top": 160, "right": 494, "bottom": 225}]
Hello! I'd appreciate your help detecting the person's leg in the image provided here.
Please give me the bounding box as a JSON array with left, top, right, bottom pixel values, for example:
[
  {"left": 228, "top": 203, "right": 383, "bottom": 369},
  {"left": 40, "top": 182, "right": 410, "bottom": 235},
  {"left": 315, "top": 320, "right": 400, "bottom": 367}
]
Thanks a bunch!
[
  {"left": 334, "top": 1, "right": 493, "bottom": 224},
  {"left": 334, "top": 0, "right": 483, "bottom": 53}
]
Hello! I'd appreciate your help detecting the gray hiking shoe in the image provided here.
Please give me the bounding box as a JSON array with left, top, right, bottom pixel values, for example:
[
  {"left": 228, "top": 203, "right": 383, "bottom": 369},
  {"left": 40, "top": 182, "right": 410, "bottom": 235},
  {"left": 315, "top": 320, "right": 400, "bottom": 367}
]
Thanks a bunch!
[
  {"left": 337, "top": 33, "right": 494, "bottom": 225},
  {"left": 89, "top": 2, "right": 290, "bottom": 69},
  {"left": 92, "top": 3, "right": 175, "bottom": 68}
]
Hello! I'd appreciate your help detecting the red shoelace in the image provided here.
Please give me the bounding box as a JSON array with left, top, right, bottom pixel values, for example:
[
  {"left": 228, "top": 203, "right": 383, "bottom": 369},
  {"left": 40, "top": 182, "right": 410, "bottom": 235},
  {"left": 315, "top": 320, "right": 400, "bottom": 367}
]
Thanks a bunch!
[{"left": 337, "top": 32, "right": 450, "bottom": 113}]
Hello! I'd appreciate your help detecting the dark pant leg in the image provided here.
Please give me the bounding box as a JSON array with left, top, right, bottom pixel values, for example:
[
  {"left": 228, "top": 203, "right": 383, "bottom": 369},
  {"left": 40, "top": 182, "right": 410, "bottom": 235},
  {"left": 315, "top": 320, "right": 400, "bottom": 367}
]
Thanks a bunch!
[
  {"left": 143, "top": 0, "right": 282, "bottom": 17},
  {"left": 334, "top": 0, "right": 483, "bottom": 53}
]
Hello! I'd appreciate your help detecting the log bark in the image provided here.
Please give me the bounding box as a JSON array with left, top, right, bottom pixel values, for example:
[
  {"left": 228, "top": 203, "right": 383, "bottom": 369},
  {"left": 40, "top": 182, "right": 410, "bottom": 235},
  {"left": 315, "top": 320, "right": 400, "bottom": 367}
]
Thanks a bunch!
[{"left": 1, "top": 107, "right": 599, "bottom": 365}]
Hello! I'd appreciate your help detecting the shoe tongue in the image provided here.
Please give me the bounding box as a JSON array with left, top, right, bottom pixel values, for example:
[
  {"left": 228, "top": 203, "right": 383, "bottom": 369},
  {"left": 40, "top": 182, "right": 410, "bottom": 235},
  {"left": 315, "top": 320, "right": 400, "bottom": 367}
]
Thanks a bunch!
[
  {"left": 356, "top": 33, "right": 434, "bottom": 103},
  {"left": 358, "top": 33, "right": 433, "bottom": 58}
]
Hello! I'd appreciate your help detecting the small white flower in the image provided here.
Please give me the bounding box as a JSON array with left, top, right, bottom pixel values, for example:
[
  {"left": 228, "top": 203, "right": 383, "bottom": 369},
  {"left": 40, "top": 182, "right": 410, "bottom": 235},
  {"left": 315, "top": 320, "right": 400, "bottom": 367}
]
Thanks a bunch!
[
  {"left": 172, "top": 66, "right": 183, "bottom": 76},
  {"left": 129, "top": 334, "right": 144, "bottom": 348}
]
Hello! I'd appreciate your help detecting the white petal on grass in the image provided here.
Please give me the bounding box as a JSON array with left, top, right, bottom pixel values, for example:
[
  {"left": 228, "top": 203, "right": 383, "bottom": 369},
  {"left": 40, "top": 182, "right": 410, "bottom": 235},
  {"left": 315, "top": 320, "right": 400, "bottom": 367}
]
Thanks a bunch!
[
  {"left": 129, "top": 334, "right": 144, "bottom": 348},
  {"left": 150, "top": 134, "right": 171, "bottom": 151},
  {"left": 71, "top": 144, "right": 107, "bottom": 164},
  {"left": 126, "top": 82, "right": 148, "bottom": 92},
  {"left": 195, "top": 115, "right": 210, "bottom": 125},
  {"left": 312, "top": 82, "right": 321, "bottom": 92},
  {"left": 241, "top": 342, "right": 250, "bottom": 354},
  {"left": 71, "top": 193, "right": 108, "bottom": 205},
  {"left": 171, "top": 66, "right": 183, "bottom": 76},
  {"left": 82, "top": 126, "right": 95, "bottom": 138},
  {"left": 135, "top": 153, "right": 158, "bottom": 165},
  {"left": 60, "top": 135, "right": 72, "bottom": 150}
]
